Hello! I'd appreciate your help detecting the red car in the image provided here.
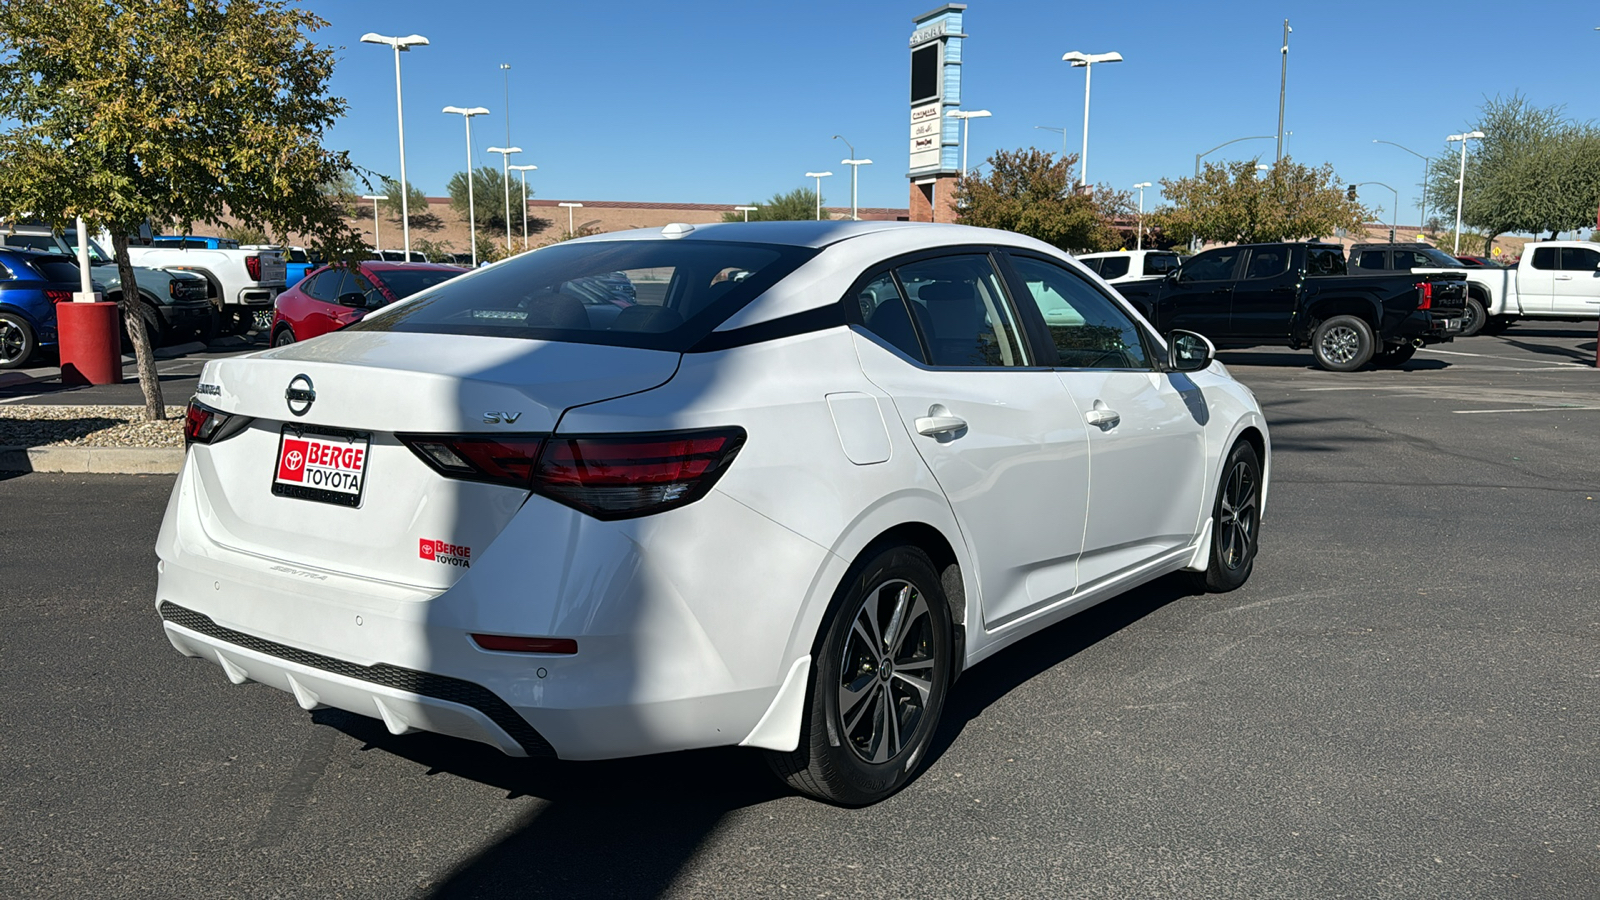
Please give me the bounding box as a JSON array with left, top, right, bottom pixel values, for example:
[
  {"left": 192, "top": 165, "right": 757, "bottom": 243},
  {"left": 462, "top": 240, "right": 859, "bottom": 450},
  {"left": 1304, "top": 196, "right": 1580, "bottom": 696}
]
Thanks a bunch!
[{"left": 269, "top": 261, "right": 467, "bottom": 346}]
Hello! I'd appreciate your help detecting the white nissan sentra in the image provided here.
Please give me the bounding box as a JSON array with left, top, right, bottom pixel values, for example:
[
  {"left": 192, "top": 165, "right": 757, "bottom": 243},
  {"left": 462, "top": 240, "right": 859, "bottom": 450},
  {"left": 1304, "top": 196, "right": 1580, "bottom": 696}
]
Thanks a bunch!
[{"left": 158, "top": 221, "right": 1268, "bottom": 805}]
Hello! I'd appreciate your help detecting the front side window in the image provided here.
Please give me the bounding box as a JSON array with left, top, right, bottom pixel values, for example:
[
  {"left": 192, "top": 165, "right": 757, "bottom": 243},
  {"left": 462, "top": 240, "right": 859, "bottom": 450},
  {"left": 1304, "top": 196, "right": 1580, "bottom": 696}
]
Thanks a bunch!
[
  {"left": 1530, "top": 247, "right": 1558, "bottom": 270},
  {"left": 1009, "top": 255, "right": 1152, "bottom": 369},
  {"left": 351, "top": 240, "right": 816, "bottom": 352},
  {"left": 1559, "top": 246, "right": 1600, "bottom": 271},
  {"left": 886, "top": 255, "right": 1029, "bottom": 367},
  {"left": 1098, "top": 256, "right": 1130, "bottom": 280},
  {"left": 1143, "top": 254, "right": 1180, "bottom": 276},
  {"left": 1180, "top": 247, "right": 1241, "bottom": 281}
]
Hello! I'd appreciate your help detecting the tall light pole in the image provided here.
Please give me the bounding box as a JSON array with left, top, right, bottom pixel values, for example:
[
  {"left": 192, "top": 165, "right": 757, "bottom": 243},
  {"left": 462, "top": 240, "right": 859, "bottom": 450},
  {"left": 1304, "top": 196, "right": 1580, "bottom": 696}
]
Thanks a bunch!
[
  {"left": 508, "top": 164, "right": 537, "bottom": 251},
  {"left": 443, "top": 106, "right": 489, "bottom": 266},
  {"left": 949, "top": 109, "right": 992, "bottom": 177},
  {"left": 486, "top": 146, "right": 521, "bottom": 251},
  {"left": 1447, "top": 130, "right": 1485, "bottom": 254},
  {"left": 1133, "top": 182, "right": 1151, "bottom": 250},
  {"left": 734, "top": 205, "right": 758, "bottom": 222},
  {"left": 360, "top": 194, "right": 388, "bottom": 254},
  {"left": 833, "top": 136, "right": 871, "bottom": 220},
  {"left": 1276, "top": 20, "right": 1292, "bottom": 164},
  {"left": 1352, "top": 181, "right": 1399, "bottom": 243},
  {"left": 361, "top": 32, "right": 429, "bottom": 261},
  {"left": 804, "top": 171, "right": 832, "bottom": 220},
  {"left": 1034, "top": 125, "right": 1068, "bottom": 160},
  {"left": 1061, "top": 50, "right": 1123, "bottom": 188},
  {"left": 558, "top": 202, "right": 583, "bottom": 236},
  {"left": 1373, "top": 139, "right": 1431, "bottom": 233}
]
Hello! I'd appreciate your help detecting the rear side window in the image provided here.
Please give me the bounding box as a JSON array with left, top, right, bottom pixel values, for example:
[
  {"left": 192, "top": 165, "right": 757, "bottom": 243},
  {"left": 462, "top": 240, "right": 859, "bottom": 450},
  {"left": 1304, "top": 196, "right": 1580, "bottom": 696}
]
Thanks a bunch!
[
  {"left": 869, "top": 254, "right": 1029, "bottom": 368},
  {"left": 1530, "top": 248, "right": 1558, "bottom": 270},
  {"left": 1097, "top": 256, "right": 1130, "bottom": 279},
  {"left": 352, "top": 240, "right": 816, "bottom": 352},
  {"left": 1559, "top": 246, "right": 1600, "bottom": 271},
  {"left": 1307, "top": 248, "right": 1347, "bottom": 276},
  {"left": 28, "top": 258, "right": 82, "bottom": 283},
  {"left": 372, "top": 269, "right": 463, "bottom": 300},
  {"left": 1079, "top": 257, "right": 1104, "bottom": 275},
  {"left": 1353, "top": 250, "right": 1387, "bottom": 270},
  {"left": 6, "top": 235, "right": 60, "bottom": 253}
]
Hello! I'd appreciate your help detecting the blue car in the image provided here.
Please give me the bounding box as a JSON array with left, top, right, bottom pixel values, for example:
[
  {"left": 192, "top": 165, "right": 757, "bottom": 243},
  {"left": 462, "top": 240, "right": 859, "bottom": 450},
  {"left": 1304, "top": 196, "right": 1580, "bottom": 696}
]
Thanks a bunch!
[{"left": 0, "top": 248, "right": 95, "bottom": 369}]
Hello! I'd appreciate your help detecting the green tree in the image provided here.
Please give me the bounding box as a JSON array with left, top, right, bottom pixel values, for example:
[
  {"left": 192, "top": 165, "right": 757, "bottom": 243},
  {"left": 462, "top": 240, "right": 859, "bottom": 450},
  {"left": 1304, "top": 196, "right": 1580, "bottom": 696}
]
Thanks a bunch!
[
  {"left": 722, "top": 186, "right": 824, "bottom": 222},
  {"left": 1425, "top": 95, "right": 1600, "bottom": 251},
  {"left": 1152, "top": 158, "right": 1367, "bottom": 246},
  {"left": 0, "top": 0, "right": 364, "bottom": 419},
  {"left": 447, "top": 165, "right": 523, "bottom": 233},
  {"left": 222, "top": 223, "right": 269, "bottom": 245},
  {"left": 377, "top": 176, "right": 437, "bottom": 230},
  {"left": 954, "top": 148, "right": 1119, "bottom": 252}
]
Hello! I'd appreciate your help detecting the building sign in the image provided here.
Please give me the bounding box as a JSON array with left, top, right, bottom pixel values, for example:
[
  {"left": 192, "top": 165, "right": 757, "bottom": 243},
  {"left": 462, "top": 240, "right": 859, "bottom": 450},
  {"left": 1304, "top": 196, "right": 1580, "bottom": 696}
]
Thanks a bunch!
[{"left": 907, "top": 4, "right": 965, "bottom": 178}]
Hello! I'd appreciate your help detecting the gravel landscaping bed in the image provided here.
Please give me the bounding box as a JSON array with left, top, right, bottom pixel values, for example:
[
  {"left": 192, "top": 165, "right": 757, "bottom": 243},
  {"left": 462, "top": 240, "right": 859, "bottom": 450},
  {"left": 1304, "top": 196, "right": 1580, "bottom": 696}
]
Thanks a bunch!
[{"left": 0, "top": 405, "right": 186, "bottom": 449}]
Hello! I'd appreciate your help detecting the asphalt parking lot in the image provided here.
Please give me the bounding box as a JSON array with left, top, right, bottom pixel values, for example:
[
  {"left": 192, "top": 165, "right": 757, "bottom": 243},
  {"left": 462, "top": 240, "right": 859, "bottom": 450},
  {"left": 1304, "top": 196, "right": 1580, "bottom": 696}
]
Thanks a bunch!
[{"left": 2, "top": 325, "right": 1598, "bottom": 899}]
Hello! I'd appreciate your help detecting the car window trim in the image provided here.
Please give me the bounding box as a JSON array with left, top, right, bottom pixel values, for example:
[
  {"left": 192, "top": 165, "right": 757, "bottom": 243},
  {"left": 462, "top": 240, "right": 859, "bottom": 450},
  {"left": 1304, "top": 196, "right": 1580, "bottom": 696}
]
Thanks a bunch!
[{"left": 997, "top": 249, "right": 1161, "bottom": 372}]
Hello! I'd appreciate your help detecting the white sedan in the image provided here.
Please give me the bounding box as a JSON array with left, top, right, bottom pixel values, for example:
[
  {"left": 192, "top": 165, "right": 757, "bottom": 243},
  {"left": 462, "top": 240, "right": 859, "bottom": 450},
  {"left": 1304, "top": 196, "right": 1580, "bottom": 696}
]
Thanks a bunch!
[{"left": 158, "top": 221, "right": 1269, "bottom": 805}]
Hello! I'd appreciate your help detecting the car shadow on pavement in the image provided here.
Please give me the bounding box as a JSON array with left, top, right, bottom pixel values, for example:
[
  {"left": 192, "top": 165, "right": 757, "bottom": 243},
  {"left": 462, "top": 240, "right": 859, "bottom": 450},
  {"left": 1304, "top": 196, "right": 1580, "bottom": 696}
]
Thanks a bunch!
[
  {"left": 315, "top": 709, "right": 787, "bottom": 898},
  {"left": 1215, "top": 349, "right": 1449, "bottom": 371},
  {"left": 1497, "top": 335, "right": 1596, "bottom": 364}
]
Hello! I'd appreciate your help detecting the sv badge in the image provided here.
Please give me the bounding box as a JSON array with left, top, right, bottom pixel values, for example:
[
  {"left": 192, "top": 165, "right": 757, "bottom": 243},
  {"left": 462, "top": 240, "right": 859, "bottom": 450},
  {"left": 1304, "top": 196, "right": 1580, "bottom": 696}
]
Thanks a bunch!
[{"left": 482, "top": 411, "right": 523, "bottom": 424}]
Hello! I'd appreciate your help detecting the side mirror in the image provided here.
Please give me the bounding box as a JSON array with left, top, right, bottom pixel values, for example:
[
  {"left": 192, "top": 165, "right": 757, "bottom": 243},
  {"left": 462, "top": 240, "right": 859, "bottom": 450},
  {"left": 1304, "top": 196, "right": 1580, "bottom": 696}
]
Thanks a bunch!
[
  {"left": 1166, "top": 329, "right": 1215, "bottom": 372},
  {"left": 336, "top": 291, "right": 368, "bottom": 309}
]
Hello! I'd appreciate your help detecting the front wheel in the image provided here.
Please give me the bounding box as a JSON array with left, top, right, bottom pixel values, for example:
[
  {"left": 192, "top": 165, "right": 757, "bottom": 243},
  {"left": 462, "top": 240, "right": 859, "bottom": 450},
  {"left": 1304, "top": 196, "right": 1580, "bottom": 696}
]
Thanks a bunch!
[
  {"left": 1312, "top": 315, "right": 1375, "bottom": 372},
  {"left": 1458, "top": 296, "right": 1487, "bottom": 337},
  {"left": 0, "top": 312, "right": 36, "bottom": 369},
  {"left": 1189, "top": 440, "right": 1263, "bottom": 593},
  {"left": 767, "top": 545, "right": 952, "bottom": 806}
]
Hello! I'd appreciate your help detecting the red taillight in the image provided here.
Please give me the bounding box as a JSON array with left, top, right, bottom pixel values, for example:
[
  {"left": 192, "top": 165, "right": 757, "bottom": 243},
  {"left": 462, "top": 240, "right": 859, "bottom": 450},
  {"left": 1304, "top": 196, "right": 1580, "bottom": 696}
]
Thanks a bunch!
[
  {"left": 398, "top": 435, "right": 546, "bottom": 488},
  {"left": 399, "top": 428, "right": 746, "bottom": 519},
  {"left": 534, "top": 430, "right": 746, "bottom": 519},
  {"left": 245, "top": 255, "right": 262, "bottom": 280},
  {"left": 471, "top": 634, "right": 578, "bottom": 654},
  {"left": 183, "top": 400, "right": 249, "bottom": 446},
  {"left": 45, "top": 290, "right": 72, "bottom": 304},
  {"left": 1416, "top": 281, "right": 1433, "bottom": 310}
]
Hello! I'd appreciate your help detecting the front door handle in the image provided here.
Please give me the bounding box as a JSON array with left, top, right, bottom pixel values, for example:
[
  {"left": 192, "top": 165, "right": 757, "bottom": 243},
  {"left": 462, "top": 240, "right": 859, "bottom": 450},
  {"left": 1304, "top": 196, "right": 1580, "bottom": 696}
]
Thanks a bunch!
[
  {"left": 1085, "top": 405, "right": 1121, "bottom": 430},
  {"left": 916, "top": 414, "right": 968, "bottom": 437}
]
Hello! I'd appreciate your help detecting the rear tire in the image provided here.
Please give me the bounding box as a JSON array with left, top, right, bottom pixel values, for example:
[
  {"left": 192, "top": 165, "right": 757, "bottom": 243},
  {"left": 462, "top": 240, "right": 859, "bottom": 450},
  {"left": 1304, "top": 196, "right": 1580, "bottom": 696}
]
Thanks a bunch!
[
  {"left": 1312, "top": 315, "right": 1375, "bottom": 372},
  {"left": 1373, "top": 343, "right": 1417, "bottom": 367},
  {"left": 0, "top": 312, "right": 36, "bottom": 369},
  {"left": 1189, "top": 441, "right": 1263, "bottom": 593},
  {"left": 1458, "top": 296, "right": 1487, "bottom": 337},
  {"left": 766, "top": 545, "right": 952, "bottom": 806},
  {"left": 271, "top": 327, "right": 295, "bottom": 347}
]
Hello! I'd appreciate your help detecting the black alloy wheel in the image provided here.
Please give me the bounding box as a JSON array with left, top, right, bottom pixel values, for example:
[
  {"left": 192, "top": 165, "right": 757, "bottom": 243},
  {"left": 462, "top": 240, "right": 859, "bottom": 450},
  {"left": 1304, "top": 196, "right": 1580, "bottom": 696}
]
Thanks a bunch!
[
  {"left": 0, "top": 312, "right": 35, "bottom": 369},
  {"left": 768, "top": 545, "right": 952, "bottom": 806},
  {"left": 272, "top": 328, "right": 295, "bottom": 347},
  {"left": 1190, "top": 440, "right": 1262, "bottom": 593}
]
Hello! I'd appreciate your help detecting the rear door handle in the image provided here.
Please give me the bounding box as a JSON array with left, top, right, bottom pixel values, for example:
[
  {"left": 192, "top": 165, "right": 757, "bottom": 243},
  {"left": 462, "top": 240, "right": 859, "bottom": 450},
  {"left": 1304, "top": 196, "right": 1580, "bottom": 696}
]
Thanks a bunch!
[
  {"left": 1085, "top": 407, "right": 1121, "bottom": 429},
  {"left": 916, "top": 414, "right": 967, "bottom": 437}
]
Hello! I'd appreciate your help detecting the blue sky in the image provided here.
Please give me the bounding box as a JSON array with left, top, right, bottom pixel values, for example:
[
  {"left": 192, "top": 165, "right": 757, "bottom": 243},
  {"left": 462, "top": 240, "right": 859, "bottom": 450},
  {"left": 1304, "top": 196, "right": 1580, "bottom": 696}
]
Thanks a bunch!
[{"left": 319, "top": 0, "right": 1600, "bottom": 225}]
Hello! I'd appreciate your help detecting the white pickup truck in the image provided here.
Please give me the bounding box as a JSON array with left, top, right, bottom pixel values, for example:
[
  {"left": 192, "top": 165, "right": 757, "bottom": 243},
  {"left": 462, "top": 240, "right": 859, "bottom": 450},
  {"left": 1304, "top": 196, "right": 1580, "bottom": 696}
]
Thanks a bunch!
[
  {"left": 1350, "top": 241, "right": 1600, "bottom": 334},
  {"left": 124, "top": 243, "right": 287, "bottom": 333}
]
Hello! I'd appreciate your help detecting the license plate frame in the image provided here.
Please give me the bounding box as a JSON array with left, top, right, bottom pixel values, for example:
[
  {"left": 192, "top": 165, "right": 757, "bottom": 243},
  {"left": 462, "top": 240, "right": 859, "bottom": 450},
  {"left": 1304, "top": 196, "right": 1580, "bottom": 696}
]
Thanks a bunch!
[{"left": 271, "top": 425, "right": 371, "bottom": 508}]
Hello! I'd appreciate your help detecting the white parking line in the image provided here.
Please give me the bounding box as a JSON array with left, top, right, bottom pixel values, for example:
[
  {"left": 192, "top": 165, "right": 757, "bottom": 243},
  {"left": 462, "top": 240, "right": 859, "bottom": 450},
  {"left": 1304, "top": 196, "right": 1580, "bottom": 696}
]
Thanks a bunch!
[
  {"left": 1452, "top": 406, "right": 1600, "bottom": 414},
  {"left": 1419, "top": 347, "right": 1589, "bottom": 367}
]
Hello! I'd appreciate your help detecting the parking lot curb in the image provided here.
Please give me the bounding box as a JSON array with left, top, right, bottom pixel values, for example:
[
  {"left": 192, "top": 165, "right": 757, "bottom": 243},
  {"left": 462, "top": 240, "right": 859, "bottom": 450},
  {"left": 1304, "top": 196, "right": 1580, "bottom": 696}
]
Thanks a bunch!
[{"left": 0, "top": 445, "right": 184, "bottom": 474}]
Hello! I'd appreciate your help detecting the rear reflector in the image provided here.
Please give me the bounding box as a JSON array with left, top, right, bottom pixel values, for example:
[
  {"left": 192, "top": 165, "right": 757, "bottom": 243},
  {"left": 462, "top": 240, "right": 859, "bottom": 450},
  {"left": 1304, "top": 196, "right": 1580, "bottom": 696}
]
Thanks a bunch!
[{"left": 472, "top": 633, "right": 578, "bottom": 654}]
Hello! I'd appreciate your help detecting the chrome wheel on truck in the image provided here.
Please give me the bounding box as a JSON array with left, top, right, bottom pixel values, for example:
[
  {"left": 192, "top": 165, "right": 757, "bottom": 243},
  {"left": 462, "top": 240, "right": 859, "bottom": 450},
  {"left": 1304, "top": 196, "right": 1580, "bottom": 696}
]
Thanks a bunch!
[{"left": 1312, "top": 315, "right": 1375, "bottom": 371}]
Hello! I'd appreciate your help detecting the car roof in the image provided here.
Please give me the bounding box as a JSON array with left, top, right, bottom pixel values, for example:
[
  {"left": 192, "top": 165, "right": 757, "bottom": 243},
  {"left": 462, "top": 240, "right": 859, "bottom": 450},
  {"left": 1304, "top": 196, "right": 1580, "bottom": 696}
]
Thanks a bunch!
[
  {"left": 1076, "top": 249, "right": 1175, "bottom": 259},
  {"left": 560, "top": 219, "right": 1072, "bottom": 252},
  {"left": 323, "top": 261, "right": 468, "bottom": 273},
  {"left": 0, "top": 247, "right": 77, "bottom": 262}
]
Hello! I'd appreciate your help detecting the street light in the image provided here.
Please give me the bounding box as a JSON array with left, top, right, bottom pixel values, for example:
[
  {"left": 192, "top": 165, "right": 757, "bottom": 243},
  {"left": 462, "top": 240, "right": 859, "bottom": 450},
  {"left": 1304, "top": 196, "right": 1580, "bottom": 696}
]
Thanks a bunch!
[
  {"left": 734, "top": 205, "right": 758, "bottom": 222},
  {"left": 948, "top": 109, "right": 992, "bottom": 177},
  {"left": 1061, "top": 50, "right": 1122, "bottom": 187},
  {"left": 508, "top": 164, "right": 537, "bottom": 251},
  {"left": 1374, "top": 139, "right": 1431, "bottom": 234},
  {"left": 360, "top": 194, "right": 388, "bottom": 254},
  {"left": 1256, "top": 163, "right": 1271, "bottom": 176},
  {"left": 1352, "top": 181, "right": 1399, "bottom": 242},
  {"left": 1133, "top": 182, "right": 1151, "bottom": 250},
  {"left": 486, "top": 146, "right": 521, "bottom": 252},
  {"left": 361, "top": 32, "right": 429, "bottom": 261},
  {"left": 834, "top": 136, "right": 871, "bottom": 221},
  {"left": 804, "top": 171, "right": 832, "bottom": 220},
  {"left": 558, "top": 202, "right": 583, "bottom": 236},
  {"left": 1447, "top": 130, "right": 1486, "bottom": 254},
  {"left": 1195, "top": 135, "right": 1274, "bottom": 178},
  {"left": 443, "top": 105, "right": 490, "bottom": 266},
  {"left": 1034, "top": 125, "right": 1068, "bottom": 160}
]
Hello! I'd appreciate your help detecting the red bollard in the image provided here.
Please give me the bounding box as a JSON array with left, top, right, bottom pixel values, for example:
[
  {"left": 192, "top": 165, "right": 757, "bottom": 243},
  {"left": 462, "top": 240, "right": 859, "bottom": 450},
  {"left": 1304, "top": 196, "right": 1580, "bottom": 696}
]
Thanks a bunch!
[{"left": 57, "top": 301, "right": 123, "bottom": 386}]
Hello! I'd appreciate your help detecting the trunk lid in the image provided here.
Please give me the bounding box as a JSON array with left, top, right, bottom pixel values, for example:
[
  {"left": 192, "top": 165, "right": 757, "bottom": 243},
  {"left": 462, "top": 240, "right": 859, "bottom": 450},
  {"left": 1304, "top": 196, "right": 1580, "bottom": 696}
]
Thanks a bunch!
[{"left": 189, "top": 330, "right": 680, "bottom": 587}]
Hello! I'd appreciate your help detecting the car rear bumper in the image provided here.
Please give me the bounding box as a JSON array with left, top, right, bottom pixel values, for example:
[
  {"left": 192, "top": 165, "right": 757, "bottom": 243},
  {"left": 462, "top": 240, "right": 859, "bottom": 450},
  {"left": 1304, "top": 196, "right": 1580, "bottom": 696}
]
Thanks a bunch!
[{"left": 1394, "top": 309, "right": 1460, "bottom": 344}]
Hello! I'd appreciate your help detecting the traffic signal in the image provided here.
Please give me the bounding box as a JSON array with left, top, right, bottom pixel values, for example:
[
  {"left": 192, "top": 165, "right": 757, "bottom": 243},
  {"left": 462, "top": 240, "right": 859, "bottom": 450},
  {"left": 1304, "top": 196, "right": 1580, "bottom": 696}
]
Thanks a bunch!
[{"left": 1347, "top": 184, "right": 1358, "bottom": 201}]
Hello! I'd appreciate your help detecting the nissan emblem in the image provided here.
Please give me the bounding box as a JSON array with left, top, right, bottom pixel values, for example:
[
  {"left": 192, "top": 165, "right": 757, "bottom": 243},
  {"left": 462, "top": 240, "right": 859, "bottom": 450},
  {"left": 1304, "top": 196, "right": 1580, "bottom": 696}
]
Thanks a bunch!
[{"left": 285, "top": 374, "right": 315, "bottom": 417}]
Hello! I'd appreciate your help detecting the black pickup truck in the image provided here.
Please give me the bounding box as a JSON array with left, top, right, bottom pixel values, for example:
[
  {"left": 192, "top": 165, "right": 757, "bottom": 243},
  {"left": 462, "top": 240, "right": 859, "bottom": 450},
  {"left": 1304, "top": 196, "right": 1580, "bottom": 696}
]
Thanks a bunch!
[{"left": 1115, "top": 242, "right": 1468, "bottom": 371}]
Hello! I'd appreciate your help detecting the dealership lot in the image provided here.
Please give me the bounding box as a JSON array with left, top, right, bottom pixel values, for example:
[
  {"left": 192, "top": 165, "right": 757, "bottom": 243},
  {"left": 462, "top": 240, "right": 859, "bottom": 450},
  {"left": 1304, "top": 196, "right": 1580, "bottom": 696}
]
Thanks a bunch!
[{"left": 2, "top": 326, "right": 1597, "bottom": 899}]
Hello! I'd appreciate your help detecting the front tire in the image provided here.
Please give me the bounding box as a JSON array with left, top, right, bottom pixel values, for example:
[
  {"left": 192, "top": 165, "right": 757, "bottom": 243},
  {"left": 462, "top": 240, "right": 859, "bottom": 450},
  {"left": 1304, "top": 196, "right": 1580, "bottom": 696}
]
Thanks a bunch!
[
  {"left": 1190, "top": 441, "right": 1263, "bottom": 593},
  {"left": 0, "top": 312, "right": 36, "bottom": 369},
  {"left": 1458, "top": 296, "right": 1487, "bottom": 337},
  {"left": 767, "top": 545, "right": 952, "bottom": 806},
  {"left": 1312, "top": 315, "right": 1375, "bottom": 372}
]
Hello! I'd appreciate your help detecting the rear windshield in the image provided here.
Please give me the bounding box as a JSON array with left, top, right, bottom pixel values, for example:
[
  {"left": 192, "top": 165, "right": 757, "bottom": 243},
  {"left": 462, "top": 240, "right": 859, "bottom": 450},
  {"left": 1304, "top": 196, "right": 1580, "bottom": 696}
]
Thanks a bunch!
[
  {"left": 29, "top": 258, "right": 82, "bottom": 283},
  {"left": 373, "top": 269, "right": 464, "bottom": 300},
  {"left": 351, "top": 240, "right": 817, "bottom": 351}
]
